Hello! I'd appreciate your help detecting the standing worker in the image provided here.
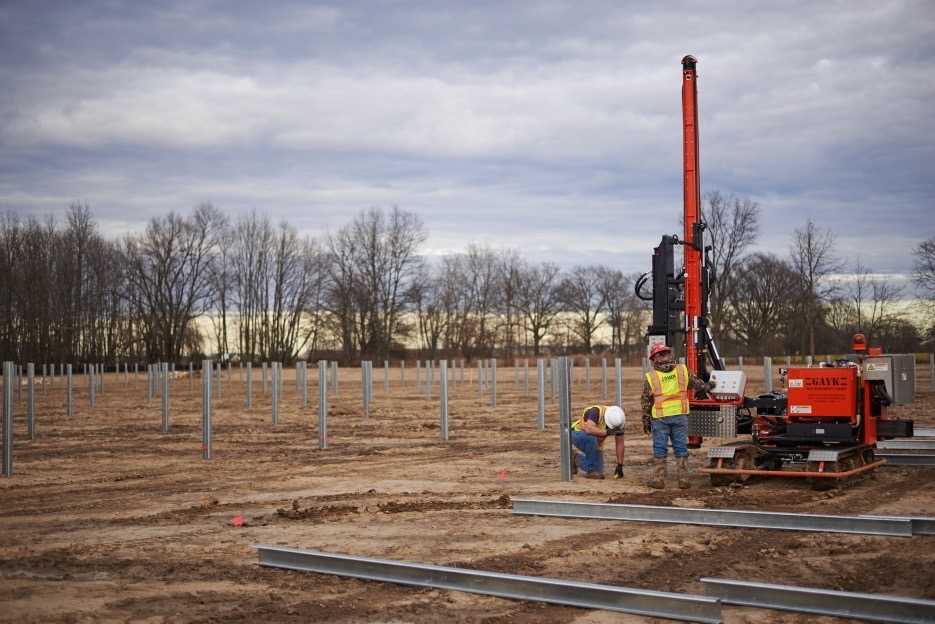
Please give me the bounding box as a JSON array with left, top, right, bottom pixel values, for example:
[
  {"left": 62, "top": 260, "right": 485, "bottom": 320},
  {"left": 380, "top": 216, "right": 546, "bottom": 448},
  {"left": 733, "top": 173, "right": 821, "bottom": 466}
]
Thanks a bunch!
[
  {"left": 640, "top": 344, "right": 713, "bottom": 489},
  {"left": 571, "top": 405, "right": 626, "bottom": 480}
]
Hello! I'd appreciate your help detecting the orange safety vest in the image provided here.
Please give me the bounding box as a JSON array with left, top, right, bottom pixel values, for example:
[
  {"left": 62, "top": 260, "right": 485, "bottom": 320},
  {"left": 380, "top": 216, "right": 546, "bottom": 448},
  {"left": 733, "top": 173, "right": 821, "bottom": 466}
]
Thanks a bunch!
[{"left": 645, "top": 364, "right": 690, "bottom": 418}]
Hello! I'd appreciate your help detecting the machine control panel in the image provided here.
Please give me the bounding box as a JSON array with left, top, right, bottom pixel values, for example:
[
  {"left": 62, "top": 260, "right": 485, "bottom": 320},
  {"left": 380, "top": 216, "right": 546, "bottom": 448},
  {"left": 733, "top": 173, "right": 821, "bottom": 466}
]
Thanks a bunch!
[{"left": 709, "top": 370, "right": 746, "bottom": 401}]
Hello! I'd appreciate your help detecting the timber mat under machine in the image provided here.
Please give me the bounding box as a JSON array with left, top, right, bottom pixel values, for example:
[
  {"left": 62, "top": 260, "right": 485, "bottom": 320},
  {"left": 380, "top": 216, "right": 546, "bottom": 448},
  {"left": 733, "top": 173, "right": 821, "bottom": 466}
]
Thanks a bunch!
[{"left": 634, "top": 55, "right": 915, "bottom": 488}]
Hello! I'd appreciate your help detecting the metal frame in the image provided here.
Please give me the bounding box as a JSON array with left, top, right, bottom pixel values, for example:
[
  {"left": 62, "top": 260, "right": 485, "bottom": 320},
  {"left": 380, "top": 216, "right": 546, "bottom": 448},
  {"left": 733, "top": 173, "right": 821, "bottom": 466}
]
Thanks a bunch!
[
  {"left": 913, "top": 426, "right": 935, "bottom": 438},
  {"left": 510, "top": 498, "right": 913, "bottom": 537},
  {"left": 255, "top": 546, "right": 721, "bottom": 623},
  {"left": 702, "top": 577, "right": 935, "bottom": 624}
]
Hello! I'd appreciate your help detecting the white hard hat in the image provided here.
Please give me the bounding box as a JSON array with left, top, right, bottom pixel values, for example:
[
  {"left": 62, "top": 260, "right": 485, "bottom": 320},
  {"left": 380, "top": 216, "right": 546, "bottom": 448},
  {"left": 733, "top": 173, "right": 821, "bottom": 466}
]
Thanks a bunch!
[{"left": 605, "top": 405, "right": 625, "bottom": 429}]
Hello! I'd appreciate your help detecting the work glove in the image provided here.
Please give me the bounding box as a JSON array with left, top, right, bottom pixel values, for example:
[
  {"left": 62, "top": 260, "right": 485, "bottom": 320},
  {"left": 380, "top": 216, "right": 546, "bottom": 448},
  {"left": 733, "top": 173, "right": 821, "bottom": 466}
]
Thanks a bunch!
[
  {"left": 642, "top": 413, "right": 651, "bottom": 434},
  {"left": 613, "top": 464, "right": 624, "bottom": 479}
]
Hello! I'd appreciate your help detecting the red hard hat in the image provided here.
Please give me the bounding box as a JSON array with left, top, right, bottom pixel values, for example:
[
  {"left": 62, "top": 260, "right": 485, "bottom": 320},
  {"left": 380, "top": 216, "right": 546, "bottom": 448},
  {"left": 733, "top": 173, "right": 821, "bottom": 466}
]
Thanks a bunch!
[{"left": 649, "top": 343, "right": 672, "bottom": 359}]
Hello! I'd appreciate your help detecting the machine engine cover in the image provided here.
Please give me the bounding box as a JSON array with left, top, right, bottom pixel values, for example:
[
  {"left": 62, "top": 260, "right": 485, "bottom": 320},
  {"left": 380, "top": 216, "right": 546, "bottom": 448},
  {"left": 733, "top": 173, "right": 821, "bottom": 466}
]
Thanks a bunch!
[{"left": 786, "top": 367, "right": 857, "bottom": 421}]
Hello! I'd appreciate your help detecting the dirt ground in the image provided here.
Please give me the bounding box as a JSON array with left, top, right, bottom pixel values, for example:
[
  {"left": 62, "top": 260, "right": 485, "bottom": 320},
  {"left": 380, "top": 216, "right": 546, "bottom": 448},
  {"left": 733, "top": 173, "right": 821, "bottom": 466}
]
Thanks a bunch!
[{"left": 1, "top": 361, "right": 934, "bottom": 623}]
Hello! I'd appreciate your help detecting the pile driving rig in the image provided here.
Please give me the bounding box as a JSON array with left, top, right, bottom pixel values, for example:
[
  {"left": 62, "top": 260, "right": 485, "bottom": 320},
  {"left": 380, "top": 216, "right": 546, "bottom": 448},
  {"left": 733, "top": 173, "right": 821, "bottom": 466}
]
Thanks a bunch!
[{"left": 635, "top": 56, "right": 914, "bottom": 487}]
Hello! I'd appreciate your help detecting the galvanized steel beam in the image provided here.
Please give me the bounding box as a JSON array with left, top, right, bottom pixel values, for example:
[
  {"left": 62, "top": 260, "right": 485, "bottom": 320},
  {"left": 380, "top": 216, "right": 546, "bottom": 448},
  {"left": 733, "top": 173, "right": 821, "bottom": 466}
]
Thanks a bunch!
[
  {"left": 878, "top": 453, "right": 935, "bottom": 466},
  {"left": 255, "top": 546, "right": 722, "bottom": 623},
  {"left": 511, "top": 498, "right": 913, "bottom": 537},
  {"left": 912, "top": 426, "right": 935, "bottom": 438},
  {"left": 702, "top": 577, "right": 935, "bottom": 624},
  {"left": 877, "top": 439, "right": 935, "bottom": 450}
]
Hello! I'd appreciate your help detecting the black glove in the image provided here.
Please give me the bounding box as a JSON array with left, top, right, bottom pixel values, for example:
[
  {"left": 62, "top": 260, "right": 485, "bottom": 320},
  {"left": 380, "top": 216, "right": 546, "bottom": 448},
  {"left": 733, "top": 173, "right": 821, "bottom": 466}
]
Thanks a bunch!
[
  {"left": 642, "top": 413, "right": 651, "bottom": 434},
  {"left": 613, "top": 464, "right": 624, "bottom": 479}
]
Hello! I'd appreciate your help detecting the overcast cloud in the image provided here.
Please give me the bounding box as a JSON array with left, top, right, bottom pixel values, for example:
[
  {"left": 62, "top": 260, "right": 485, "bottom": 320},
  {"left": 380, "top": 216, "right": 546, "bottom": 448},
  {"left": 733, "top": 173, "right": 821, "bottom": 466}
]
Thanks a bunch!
[{"left": 1, "top": 1, "right": 933, "bottom": 278}]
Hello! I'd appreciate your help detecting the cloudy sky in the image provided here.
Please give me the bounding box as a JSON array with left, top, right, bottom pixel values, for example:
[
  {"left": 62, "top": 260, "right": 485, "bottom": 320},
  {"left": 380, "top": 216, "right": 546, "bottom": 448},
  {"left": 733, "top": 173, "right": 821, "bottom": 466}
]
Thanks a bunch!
[{"left": 1, "top": 1, "right": 933, "bottom": 280}]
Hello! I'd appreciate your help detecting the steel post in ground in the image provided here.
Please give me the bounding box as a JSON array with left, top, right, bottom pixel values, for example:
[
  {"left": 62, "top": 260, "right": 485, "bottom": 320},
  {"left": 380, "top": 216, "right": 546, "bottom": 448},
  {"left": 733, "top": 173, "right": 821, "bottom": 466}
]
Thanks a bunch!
[
  {"left": 240, "top": 361, "right": 243, "bottom": 383},
  {"left": 416, "top": 360, "right": 421, "bottom": 391},
  {"left": 332, "top": 361, "right": 339, "bottom": 394},
  {"left": 806, "top": 355, "right": 813, "bottom": 366},
  {"left": 524, "top": 359, "right": 529, "bottom": 396},
  {"left": 124, "top": 362, "right": 128, "bottom": 385},
  {"left": 202, "top": 359, "right": 212, "bottom": 460},
  {"left": 601, "top": 358, "right": 608, "bottom": 401},
  {"left": 98, "top": 363, "right": 103, "bottom": 393},
  {"left": 272, "top": 362, "right": 279, "bottom": 425},
  {"left": 537, "top": 359, "right": 545, "bottom": 431},
  {"left": 930, "top": 353, "right": 934, "bottom": 391},
  {"left": 215, "top": 361, "right": 222, "bottom": 400},
  {"left": 569, "top": 358, "right": 575, "bottom": 385},
  {"left": 303, "top": 361, "right": 309, "bottom": 408},
  {"left": 246, "top": 362, "right": 253, "bottom": 409},
  {"left": 17, "top": 365, "right": 21, "bottom": 402},
  {"left": 764, "top": 357, "right": 773, "bottom": 392},
  {"left": 428, "top": 360, "right": 433, "bottom": 400},
  {"left": 400, "top": 360, "right": 405, "bottom": 385},
  {"left": 514, "top": 361, "right": 519, "bottom": 387},
  {"left": 161, "top": 362, "right": 170, "bottom": 433},
  {"left": 362, "top": 361, "right": 370, "bottom": 419},
  {"left": 3, "top": 361, "right": 13, "bottom": 476},
  {"left": 41, "top": 364, "right": 47, "bottom": 396},
  {"left": 318, "top": 361, "right": 328, "bottom": 449},
  {"left": 262, "top": 362, "right": 268, "bottom": 395},
  {"left": 558, "top": 356, "right": 572, "bottom": 481},
  {"left": 26, "top": 363, "right": 35, "bottom": 439},
  {"left": 490, "top": 358, "right": 497, "bottom": 407},
  {"left": 384, "top": 360, "right": 389, "bottom": 394},
  {"left": 89, "top": 363, "right": 96, "bottom": 408},
  {"left": 615, "top": 358, "right": 622, "bottom": 407},
  {"left": 188, "top": 361, "right": 193, "bottom": 392},
  {"left": 146, "top": 364, "right": 152, "bottom": 401},
  {"left": 66, "top": 364, "right": 73, "bottom": 417},
  {"left": 459, "top": 359, "right": 464, "bottom": 384},
  {"left": 440, "top": 359, "right": 449, "bottom": 441},
  {"left": 739, "top": 355, "right": 744, "bottom": 368},
  {"left": 585, "top": 358, "right": 591, "bottom": 390}
]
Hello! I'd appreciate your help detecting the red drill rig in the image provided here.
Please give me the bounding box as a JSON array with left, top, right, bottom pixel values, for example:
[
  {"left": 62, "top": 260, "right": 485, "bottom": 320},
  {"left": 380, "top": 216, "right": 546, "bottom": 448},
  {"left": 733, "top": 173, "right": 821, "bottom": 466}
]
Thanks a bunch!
[{"left": 635, "top": 56, "right": 914, "bottom": 488}]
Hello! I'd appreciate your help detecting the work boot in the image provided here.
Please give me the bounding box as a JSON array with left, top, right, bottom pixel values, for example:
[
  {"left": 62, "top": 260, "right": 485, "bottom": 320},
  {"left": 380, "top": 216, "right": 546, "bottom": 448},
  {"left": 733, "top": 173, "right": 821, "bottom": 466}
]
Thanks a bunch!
[
  {"left": 676, "top": 456, "right": 690, "bottom": 489},
  {"left": 646, "top": 458, "right": 666, "bottom": 489}
]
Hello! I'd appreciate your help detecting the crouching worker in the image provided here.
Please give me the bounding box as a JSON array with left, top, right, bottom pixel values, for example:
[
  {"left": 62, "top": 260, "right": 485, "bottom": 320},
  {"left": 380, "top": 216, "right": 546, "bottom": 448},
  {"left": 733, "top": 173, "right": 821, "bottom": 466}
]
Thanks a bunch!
[
  {"left": 571, "top": 405, "right": 626, "bottom": 480},
  {"left": 641, "top": 343, "right": 713, "bottom": 489}
]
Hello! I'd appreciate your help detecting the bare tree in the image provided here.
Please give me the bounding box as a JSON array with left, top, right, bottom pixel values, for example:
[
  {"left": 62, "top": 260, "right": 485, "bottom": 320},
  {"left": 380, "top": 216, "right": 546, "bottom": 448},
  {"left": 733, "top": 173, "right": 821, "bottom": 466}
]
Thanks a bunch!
[
  {"left": 914, "top": 236, "right": 935, "bottom": 333},
  {"left": 702, "top": 191, "right": 760, "bottom": 335},
  {"left": 515, "top": 261, "right": 561, "bottom": 355},
  {"left": 848, "top": 259, "right": 904, "bottom": 345},
  {"left": 725, "top": 253, "right": 800, "bottom": 355},
  {"left": 556, "top": 265, "right": 605, "bottom": 353},
  {"left": 123, "top": 204, "right": 223, "bottom": 361},
  {"left": 790, "top": 219, "right": 842, "bottom": 357}
]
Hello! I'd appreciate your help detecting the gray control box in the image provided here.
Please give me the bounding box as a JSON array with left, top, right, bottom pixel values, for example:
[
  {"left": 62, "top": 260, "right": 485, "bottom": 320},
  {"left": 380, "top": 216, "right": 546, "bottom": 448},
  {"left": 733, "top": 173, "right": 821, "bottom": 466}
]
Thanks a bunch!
[{"left": 864, "top": 355, "right": 915, "bottom": 405}]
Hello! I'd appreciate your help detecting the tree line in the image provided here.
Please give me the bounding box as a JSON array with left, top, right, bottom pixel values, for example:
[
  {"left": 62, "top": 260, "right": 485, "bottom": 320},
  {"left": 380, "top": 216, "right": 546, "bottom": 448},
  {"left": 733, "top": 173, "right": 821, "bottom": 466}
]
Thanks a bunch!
[{"left": 0, "top": 198, "right": 931, "bottom": 365}]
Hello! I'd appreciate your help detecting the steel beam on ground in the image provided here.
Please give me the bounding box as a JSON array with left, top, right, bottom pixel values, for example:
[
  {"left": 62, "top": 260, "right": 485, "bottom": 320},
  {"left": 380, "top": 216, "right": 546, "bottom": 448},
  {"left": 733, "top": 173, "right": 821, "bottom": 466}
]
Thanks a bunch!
[
  {"left": 701, "top": 577, "right": 935, "bottom": 624},
  {"left": 912, "top": 427, "right": 935, "bottom": 438},
  {"left": 202, "top": 359, "right": 212, "bottom": 460},
  {"left": 318, "top": 361, "right": 328, "bottom": 449},
  {"left": 557, "top": 356, "right": 572, "bottom": 482},
  {"left": 440, "top": 359, "right": 449, "bottom": 441},
  {"left": 510, "top": 499, "right": 913, "bottom": 537},
  {"left": 860, "top": 515, "right": 935, "bottom": 536},
  {"left": 3, "top": 361, "right": 13, "bottom": 476},
  {"left": 878, "top": 453, "right": 935, "bottom": 466},
  {"left": 877, "top": 439, "right": 935, "bottom": 450},
  {"left": 255, "top": 546, "right": 721, "bottom": 624}
]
